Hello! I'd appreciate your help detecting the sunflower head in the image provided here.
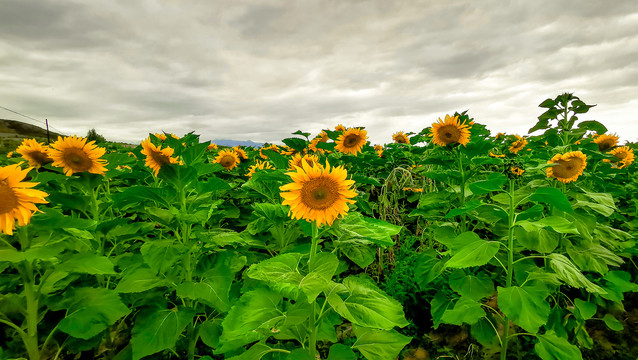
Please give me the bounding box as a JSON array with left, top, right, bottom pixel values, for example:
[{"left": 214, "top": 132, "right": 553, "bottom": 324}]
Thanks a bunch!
[
  {"left": 510, "top": 167, "right": 525, "bottom": 176},
  {"left": 495, "top": 132, "right": 506, "bottom": 140},
  {"left": 140, "top": 137, "right": 180, "bottom": 176},
  {"left": 233, "top": 146, "right": 248, "bottom": 160},
  {"left": 246, "top": 160, "right": 274, "bottom": 178},
  {"left": 546, "top": 151, "right": 587, "bottom": 183},
  {"left": 429, "top": 114, "right": 471, "bottom": 146},
  {"left": 335, "top": 124, "right": 346, "bottom": 132},
  {"left": 259, "top": 144, "right": 280, "bottom": 159},
  {"left": 280, "top": 160, "right": 357, "bottom": 227},
  {"left": 309, "top": 131, "right": 330, "bottom": 153},
  {"left": 280, "top": 146, "right": 298, "bottom": 156},
  {"left": 48, "top": 136, "right": 108, "bottom": 176},
  {"left": 0, "top": 164, "right": 49, "bottom": 235},
  {"left": 594, "top": 134, "right": 619, "bottom": 151},
  {"left": 288, "top": 153, "right": 321, "bottom": 170},
  {"left": 489, "top": 151, "right": 505, "bottom": 158},
  {"left": 605, "top": 146, "right": 635, "bottom": 169},
  {"left": 215, "top": 150, "right": 240, "bottom": 170},
  {"left": 15, "top": 139, "right": 53, "bottom": 168},
  {"left": 509, "top": 135, "right": 528, "bottom": 154},
  {"left": 207, "top": 143, "right": 219, "bottom": 150},
  {"left": 393, "top": 132, "right": 410, "bottom": 144},
  {"left": 335, "top": 128, "right": 368, "bottom": 155},
  {"left": 7, "top": 152, "right": 13, "bottom": 158}
]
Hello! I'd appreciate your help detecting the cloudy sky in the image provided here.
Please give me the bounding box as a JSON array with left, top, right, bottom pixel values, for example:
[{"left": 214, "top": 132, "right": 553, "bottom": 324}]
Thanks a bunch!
[{"left": 1, "top": 0, "right": 637, "bottom": 145}]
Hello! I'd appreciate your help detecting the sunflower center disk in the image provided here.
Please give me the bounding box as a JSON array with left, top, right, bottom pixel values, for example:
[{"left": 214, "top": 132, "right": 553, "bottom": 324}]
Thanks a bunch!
[
  {"left": 300, "top": 178, "right": 339, "bottom": 210},
  {"left": 553, "top": 159, "right": 581, "bottom": 179},
  {"left": 29, "top": 151, "right": 51, "bottom": 165},
  {"left": 344, "top": 135, "right": 359, "bottom": 147},
  {"left": 151, "top": 152, "right": 171, "bottom": 167},
  {"left": 0, "top": 181, "right": 19, "bottom": 214},
  {"left": 439, "top": 125, "right": 461, "bottom": 143},
  {"left": 220, "top": 155, "right": 235, "bottom": 168},
  {"left": 63, "top": 148, "right": 92, "bottom": 171}
]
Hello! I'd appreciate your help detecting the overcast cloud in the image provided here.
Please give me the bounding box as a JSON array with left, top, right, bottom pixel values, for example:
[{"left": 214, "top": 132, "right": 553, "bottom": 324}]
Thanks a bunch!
[{"left": 1, "top": 0, "right": 637, "bottom": 145}]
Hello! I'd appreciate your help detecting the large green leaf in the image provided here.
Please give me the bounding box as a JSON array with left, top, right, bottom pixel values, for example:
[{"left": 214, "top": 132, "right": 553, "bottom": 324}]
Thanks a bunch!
[
  {"left": 140, "top": 240, "right": 185, "bottom": 274},
  {"left": 469, "top": 173, "right": 508, "bottom": 195},
  {"left": 225, "top": 342, "right": 275, "bottom": 360},
  {"left": 430, "top": 292, "right": 454, "bottom": 329},
  {"left": 352, "top": 326, "right": 411, "bottom": 360},
  {"left": 517, "top": 216, "right": 579, "bottom": 235},
  {"left": 515, "top": 227, "right": 559, "bottom": 253},
  {"left": 436, "top": 231, "right": 480, "bottom": 252},
  {"left": 58, "top": 253, "right": 116, "bottom": 275},
  {"left": 548, "top": 254, "right": 606, "bottom": 294},
  {"left": 337, "top": 213, "right": 401, "bottom": 247},
  {"left": 498, "top": 285, "right": 550, "bottom": 333},
  {"left": 440, "top": 297, "right": 485, "bottom": 325},
  {"left": 445, "top": 240, "right": 500, "bottom": 268},
  {"left": 326, "top": 274, "right": 408, "bottom": 330},
  {"left": 530, "top": 188, "right": 573, "bottom": 213},
  {"left": 448, "top": 271, "right": 494, "bottom": 300},
  {"left": 177, "top": 280, "right": 230, "bottom": 313},
  {"left": 573, "top": 299, "right": 597, "bottom": 320},
  {"left": 115, "top": 267, "right": 166, "bottom": 293},
  {"left": 567, "top": 244, "right": 623, "bottom": 275},
  {"left": 217, "top": 288, "right": 284, "bottom": 353},
  {"left": 327, "top": 344, "right": 357, "bottom": 360},
  {"left": 131, "top": 307, "right": 195, "bottom": 360},
  {"left": 535, "top": 331, "right": 583, "bottom": 360},
  {"left": 336, "top": 239, "right": 377, "bottom": 268},
  {"left": 58, "top": 288, "right": 130, "bottom": 340}
]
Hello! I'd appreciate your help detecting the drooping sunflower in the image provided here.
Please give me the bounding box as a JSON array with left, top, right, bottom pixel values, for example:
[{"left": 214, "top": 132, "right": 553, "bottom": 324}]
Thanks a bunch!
[
  {"left": 335, "top": 128, "right": 368, "bottom": 155},
  {"left": 233, "top": 146, "right": 248, "bottom": 160},
  {"left": 259, "top": 144, "right": 280, "bottom": 159},
  {"left": 279, "top": 146, "right": 297, "bottom": 156},
  {"left": 605, "top": 146, "right": 635, "bottom": 169},
  {"left": 510, "top": 167, "right": 525, "bottom": 176},
  {"left": 509, "top": 135, "right": 528, "bottom": 154},
  {"left": 15, "top": 139, "right": 53, "bottom": 168},
  {"left": 429, "top": 114, "right": 471, "bottom": 146},
  {"left": 246, "top": 160, "right": 274, "bottom": 178},
  {"left": 594, "top": 134, "right": 619, "bottom": 151},
  {"left": 288, "top": 153, "right": 321, "bottom": 170},
  {"left": 48, "top": 136, "right": 108, "bottom": 176},
  {"left": 280, "top": 160, "right": 357, "bottom": 227},
  {"left": 140, "top": 137, "right": 180, "bottom": 176},
  {"left": 0, "top": 164, "right": 49, "bottom": 235},
  {"left": 215, "top": 150, "right": 240, "bottom": 170},
  {"left": 546, "top": 151, "right": 587, "bottom": 183},
  {"left": 393, "top": 132, "right": 410, "bottom": 144}
]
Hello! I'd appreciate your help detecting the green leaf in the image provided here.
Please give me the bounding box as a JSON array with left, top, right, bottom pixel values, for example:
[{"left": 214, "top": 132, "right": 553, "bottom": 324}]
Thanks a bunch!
[
  {"left": 140, "top": 240, "right": 184, "bottom": 274},
  {"left": 226, "top": 342, "right": 274, "bottom": 360},
  {"left": 436, "top": 231, "right": 480, "bottom": 252},
  {"left": 337, "top": 213, "right": 401, "bottom": 247},
  {"left": 58, "top": 288, "right": 130, "bottom": 340},
  {"left": 498, "top": 285, "right": 550, "bottom": 333},
  {"left": 414, "top": 249, "right": 446, "bottom": 288},
  {"left": 445, "top": 240, "right": 500, "bottom": 268},
  {"left": 177, "top": 280, "right": 231, "bottom": 313},
  {"left": 111, "top": 186, "right": 174, "bottom": 208},
  {"left": 577, "top": 120, "right": 607, "bottom": 134},
  {"left": 246, "top": 253, "right": 305, "bottom": 300},
  {"left": 430, "top": 292, "right": 453, "bottom": 329},
  {"left": 198, "top": 318, "right": 222, "bottom": 349},
  {"left": 469, "top": 173, "right": 508, "bottom": 195},
  {"left": 471, "top": 318, "right": 499, "bottom": 346},
  {"left": 158, "top": 164, "right": 199, "bottom": 189},
  {"left": 131, "top": 307, "right": 195, "bottom": 360},
  {"left": 535, "top": 331, "right": 583, "bottom": 360},
  {"left": 337, "top": 240, "right": 377, "bottom": 268},
  {"left": 567, "top": 244, "right": 623, "bottom": 275},
  {"left": 352, "top": 326, "right": 411, "bottom": 360},
  {"left": 548, "top": 254, "right": 606, "bottom": 294},
  {"left": 327, "top": 344, "right": 357, "bottom": 360},
  {"left": 441, "top": 297, "right": 486, "bottom": 325},
  {"left": 217, "top": 288, "right": 284, "bottom": 354},
  {"left": 517, "top": 216, "right": 579, "bottom": 235},
  {"left": 530, "top": 188, "right": 573, "bottom": 213},
  {"left": 58, "top": 253, "right": 116, "bottom": 275},
  {"left": 115, "top": 267, "right": 166, "bottom": 293},
  {"left": 573, "top": 299, "right": 597, "bottom": 320},
  {"left": 326, "top": 274, "right": 408, "bottom": 330},
  {"left": 352, "top": 174, "right": 382, "bottom": 187},
  {"left": 282, "top": 137, "right": 308, "bottom": 152},
  {"left": 602, "top": 314, "right": 623, "bottom": 331},
  {"left": 448, "top": 271, "right": 494, "bottom": 300},
  {"left": 539, "top": 98, "right": 556, "bottom": 108},
  {"left": 181, "top": 142, "right": 209, "bottom": 164},
  {"left": 515, "top": 227, "right": 559, "bottom": 253},
  {"left": 445, "top": 199, "right": 483, "bottom": 218}
]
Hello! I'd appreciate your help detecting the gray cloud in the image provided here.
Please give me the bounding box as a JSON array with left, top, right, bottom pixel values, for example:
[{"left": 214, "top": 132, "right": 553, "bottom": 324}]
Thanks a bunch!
[{"left": 0, "top": 0, "right": 636, "bottom": 146}]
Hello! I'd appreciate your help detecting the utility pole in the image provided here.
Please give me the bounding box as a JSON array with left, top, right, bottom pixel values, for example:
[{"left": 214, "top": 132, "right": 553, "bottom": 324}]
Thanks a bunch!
[{"left": 45, "top": 119, "right": 50, "bottom": 144}]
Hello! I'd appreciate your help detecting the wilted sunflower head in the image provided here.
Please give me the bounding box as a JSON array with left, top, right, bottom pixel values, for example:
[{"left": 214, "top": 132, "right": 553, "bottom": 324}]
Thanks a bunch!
[
  {"left": 0, "top": 164, "right": 49, "bottom": 235},
  {"left": 429, "top": 115, "right": 471, "bottom": 146},
  {"left": 509, "top": 135, "right": 528, "bottom": 154},
  {"left": 280, "top": 160, "right": 357, "bottom": 227},
  {"left": 140, "top": 137, "right": 180, "bottom": 176},
  {"left": 594, "top": 134, "right": 619, "bottom": 151},
  {"left": 393, "top": 132, "right": 410, "bottom": 144},
  {"left": 215, "top": 150, "right": 240, "bottom": 170},
  {"left": 335, "top": 128, "right": 368, "bottom": 155},
  {"left": 288, "top": 153, "right": 321, "bottom": 170},
  {"left": 246, "top": 160, "right": 274, "bottom": 178},
  {"left": 15, "top": 138, "right": 53, "bottom": 168},
  {"left": 48, "top": 135, "right": 108, "bottom": 176},
  {"left": 546, "top": 151, "right": 587, "bottom": 183},
  {"left": 605, "top": 146, "right": 635, "bottom": 169},
  {"left": 233, "top": 146, "right": 248, "bottom": 159}
]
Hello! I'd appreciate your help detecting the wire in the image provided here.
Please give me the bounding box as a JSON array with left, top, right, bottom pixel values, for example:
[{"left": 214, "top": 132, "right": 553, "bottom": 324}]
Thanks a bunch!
[{"left": 0, "top": 105, "right": 64, "bottom": 134}]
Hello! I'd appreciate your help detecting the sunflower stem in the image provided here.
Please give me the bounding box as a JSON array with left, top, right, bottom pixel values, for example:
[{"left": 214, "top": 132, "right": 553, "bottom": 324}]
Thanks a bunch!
[
  {"left": 501, "top": 179, "right": 516, "bottom": 360},
  {"left": 21, "top": 261, "right": 41, "bottom": 360},
  {"left": 308, "top": 222, "right": 319, "bottom": 359},
  {"left": 457, "top": 148, "right": 467, "bottom": 232}
]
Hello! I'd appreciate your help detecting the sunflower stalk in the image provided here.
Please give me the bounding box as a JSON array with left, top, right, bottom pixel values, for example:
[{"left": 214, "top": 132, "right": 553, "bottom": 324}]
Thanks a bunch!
[
  {"left": 308, "top": 223, "right": 319, "bottom": 359},
  {"left": 500, "top": 178, "right": 516, "bottom": 360},
  {"left": 457, "top": 148, "right": 467, "bottom": 232}
]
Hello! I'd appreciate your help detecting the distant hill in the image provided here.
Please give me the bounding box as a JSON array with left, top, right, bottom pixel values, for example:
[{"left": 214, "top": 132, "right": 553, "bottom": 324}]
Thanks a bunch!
[
  {"left": 0, "top": 118, "right": 63, "bottom": 140},
  {"left": 211, "top": 139, "right": 264, "bottom": 148}
]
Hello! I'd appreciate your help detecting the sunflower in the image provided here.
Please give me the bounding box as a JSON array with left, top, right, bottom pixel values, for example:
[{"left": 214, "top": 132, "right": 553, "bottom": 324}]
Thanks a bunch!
[
  {"left": 546, "top": 151, "right": 587, "bottom": 183},
  {"left": 279, "top": 146, "right": 297, "bottom": 156},
  {"left": 335, "top": 124, "right": 346, "bottom": 132},
  {"left": 489, "top": 151, "right": 505, "bottom": 158},
  {"left": 140, "top": 137, "right": 180, "bottom": 176},
  {"left": 215, "top": 150, "right": 240, "bottom": 170},
  {"left": 508, "top": 135, "right": 528, "bottom": 154},
  {"left": 246, "top": 160, "right": 274, "bottom": 178},
  {"left": 154, "top": 133, "right": 167, "bottom": 141},
  {"left": 207, "top": 143, "right": 219, "bottom": 150},
  {"left": 233, "top": 146, "right": 248, "bottom": 160},
  {"left": 309, "top": 131, "right": 330, "bottom": 153},
  {"left": 0, "top": 164, "right": 48, "bottom": 235},
  {"left": 6, "top": 152, "right": 13, "bottom": 158},
  {"left": 510, "top": 167, "right": 525, "bottom": 176},
  {"left": 288, "top": 153, "right": 321, "bottom": 170},
  {"left": 594, "top": 134, "right": 619, "bottom": 151},
  {"left": 48, "top": 136, "right": 108, "bottom": 176},
  {"left": 402, "top": 187, "right": 423, "bottom": 193},
  {"left": 429, "top": 114, "right": 471, "bottom": 146},
  {"left": 393, "top": 132, "right": 410, "bottom": 144},
  {"left": 605, "top": 146, "right": 635, "bottom": 169},
  {"left": 280, "top": 160, "right": 357, "bottom": 227},
  {"left": 15, "top": 139, "right": 53, "bottom": 168},
  {"left": 495, "top": 132, "right": 506, "bottom": 140},
  {"left": 335, "top": 128, "right": 368, "bottom": 155}
]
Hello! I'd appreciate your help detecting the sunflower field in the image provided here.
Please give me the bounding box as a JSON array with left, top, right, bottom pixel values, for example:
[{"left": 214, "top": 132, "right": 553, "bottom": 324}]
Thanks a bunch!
[{"left": 1, "top": 93, "right": 637, "bottom": 360}]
